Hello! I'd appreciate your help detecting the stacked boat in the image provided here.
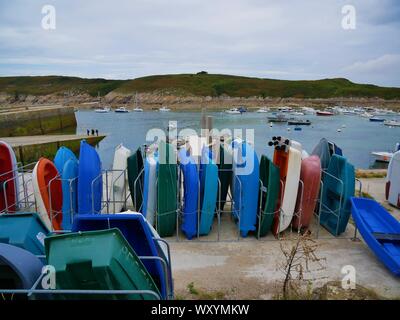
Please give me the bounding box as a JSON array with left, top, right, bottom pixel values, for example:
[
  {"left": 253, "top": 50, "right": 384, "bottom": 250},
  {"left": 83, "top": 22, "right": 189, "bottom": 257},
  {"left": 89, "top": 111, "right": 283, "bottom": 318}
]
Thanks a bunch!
[{"left": 0, "top": 140, "right": 171, "bottom": 300}]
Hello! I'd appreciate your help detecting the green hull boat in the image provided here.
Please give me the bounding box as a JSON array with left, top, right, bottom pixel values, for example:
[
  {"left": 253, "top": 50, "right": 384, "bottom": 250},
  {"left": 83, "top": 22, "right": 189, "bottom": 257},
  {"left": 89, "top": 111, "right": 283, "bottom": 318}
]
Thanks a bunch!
[
  {"left": 157, "top": 141, "right": 178, "bottom": 237},
  {"left": 45, "top": 228, "right": 160, "bottom": 300},
  {"left": 218, "top": 145, "right": 232, "bottom": 211},
  {"left": 258, "top": 155, "right": 280, "bottom": 237}
]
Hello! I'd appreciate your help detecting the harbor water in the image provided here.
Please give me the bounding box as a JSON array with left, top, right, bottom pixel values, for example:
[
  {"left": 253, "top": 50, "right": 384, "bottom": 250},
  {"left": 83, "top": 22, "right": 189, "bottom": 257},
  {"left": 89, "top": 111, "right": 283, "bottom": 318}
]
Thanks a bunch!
[{"left": 75, "top": 110, "right": 400, "bottom": 169}]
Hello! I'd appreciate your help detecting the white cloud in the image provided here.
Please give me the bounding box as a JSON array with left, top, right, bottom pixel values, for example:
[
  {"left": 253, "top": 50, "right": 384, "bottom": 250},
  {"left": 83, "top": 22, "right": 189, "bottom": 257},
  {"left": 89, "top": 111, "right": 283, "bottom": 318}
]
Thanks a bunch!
[{"left": 0, "top": 0, "right": 399, "bottom": 86}]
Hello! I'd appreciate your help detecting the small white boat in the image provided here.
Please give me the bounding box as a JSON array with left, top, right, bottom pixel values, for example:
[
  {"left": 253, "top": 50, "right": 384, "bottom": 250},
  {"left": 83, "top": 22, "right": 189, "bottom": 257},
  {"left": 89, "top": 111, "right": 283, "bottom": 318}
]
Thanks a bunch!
[
  {"left": 360, "top": 112, "right": 373, "bottom": 118},
  {"left": 291, "top": 112, "right": 305, "bottom": 116},
  {"left": 384, "top": 120, "right": 400, "bottom": 127},
  {"left": 95, "top": 106, "right": 111, "bottom": 113},
  {"left": 133, "top": 93, "right": 143, "bottom": 111},
  {"left": 225, "top": 108, "right": 241, "bottom": 114},
  {"left": 278, "top": 106, "right": 292, "bottom": 113},
  {"left": 256, "top": 107, "right": 269, "bottom": 113},
  {"left": 159, "top": 106, "right": 171, "bottom": 112},
  {"left": 371, "top": 151, "right": 393, "bottom": 163},
  {"left": 115, "top": 106, "right": 129, "bottom": 113},
  {"left": 110, "top": 144, "right": 131, "bottom": 213}
]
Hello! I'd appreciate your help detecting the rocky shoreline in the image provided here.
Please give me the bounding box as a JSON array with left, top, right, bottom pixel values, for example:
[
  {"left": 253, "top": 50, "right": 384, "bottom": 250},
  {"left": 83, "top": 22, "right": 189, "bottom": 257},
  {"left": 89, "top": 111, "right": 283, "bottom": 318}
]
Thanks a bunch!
[{"left": 1, "top": 92, "right": 400, "bottom": 111}]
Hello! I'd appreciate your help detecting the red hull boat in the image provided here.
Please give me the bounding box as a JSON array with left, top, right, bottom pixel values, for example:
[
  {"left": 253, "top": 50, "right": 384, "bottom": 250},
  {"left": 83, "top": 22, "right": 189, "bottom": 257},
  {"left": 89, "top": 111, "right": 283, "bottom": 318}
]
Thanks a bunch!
[{"left": 292, "top": 155, "right": 321, "bottom": 230}]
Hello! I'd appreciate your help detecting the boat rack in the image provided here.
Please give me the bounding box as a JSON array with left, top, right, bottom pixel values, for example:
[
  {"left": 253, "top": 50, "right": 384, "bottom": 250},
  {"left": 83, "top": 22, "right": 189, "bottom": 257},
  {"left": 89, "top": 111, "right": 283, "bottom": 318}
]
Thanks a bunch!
[
  {"left": 0, "top": 162, "right": 37, "bottom": 214},
  {"left": 130, "top": 161, "right": 361, "bottom": 241}
]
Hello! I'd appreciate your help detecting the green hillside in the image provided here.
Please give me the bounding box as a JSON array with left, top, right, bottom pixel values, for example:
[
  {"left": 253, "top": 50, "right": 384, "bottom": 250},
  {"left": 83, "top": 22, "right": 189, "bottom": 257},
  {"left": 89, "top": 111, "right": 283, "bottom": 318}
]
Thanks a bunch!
[
  {"left": 0, "top": 76, "right": 126, "bottom": 97},
  {"left": 1, "top": 73, "right": 400, "bottom": 99}
]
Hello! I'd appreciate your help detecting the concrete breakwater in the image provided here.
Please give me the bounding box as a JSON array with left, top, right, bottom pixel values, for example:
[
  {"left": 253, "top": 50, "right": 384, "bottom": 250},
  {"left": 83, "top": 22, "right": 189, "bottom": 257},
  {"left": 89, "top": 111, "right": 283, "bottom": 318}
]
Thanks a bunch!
[
  {"left": 0, "top": 106, "right": 77, "bottom": 137},
  {"left": 2, "top": 134, "right": 105, "bottom": 165}
]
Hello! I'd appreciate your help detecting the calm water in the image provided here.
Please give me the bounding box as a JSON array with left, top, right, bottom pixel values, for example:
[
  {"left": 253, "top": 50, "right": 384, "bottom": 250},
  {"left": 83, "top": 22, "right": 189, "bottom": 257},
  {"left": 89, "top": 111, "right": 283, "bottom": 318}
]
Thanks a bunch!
[{"left": 75, "top": 110, "right": 400, "bottom": 169}]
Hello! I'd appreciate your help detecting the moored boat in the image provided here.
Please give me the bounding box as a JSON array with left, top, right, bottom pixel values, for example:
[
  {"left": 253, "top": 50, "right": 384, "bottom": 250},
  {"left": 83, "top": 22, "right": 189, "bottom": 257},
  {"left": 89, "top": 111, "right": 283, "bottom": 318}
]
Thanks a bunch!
[
  {"left": 287, "top": 119, "right": 311, "bottom": 126},
  {"left": 225, "top": 108, "right": 241, "bottom": 114},
  {"left": 316, "top": 110, "right": 334, "bottom": 116},
  {"left": 95, "top": 106, "right": 111, "bottom": 113},
  {"left": 384, "top": 120, "right": 400, "bottom": 127},
  {"left": 115, "top": 106, "right": 129, "bottom": 113}
]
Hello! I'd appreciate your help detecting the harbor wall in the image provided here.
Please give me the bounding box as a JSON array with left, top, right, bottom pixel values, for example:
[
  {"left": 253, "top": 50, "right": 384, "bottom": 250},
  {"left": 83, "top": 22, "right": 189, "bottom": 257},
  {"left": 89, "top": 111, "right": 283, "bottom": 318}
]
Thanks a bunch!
[
  {"left": 12, "top": 135, "right": 104, "bottom": 165},
  {"left": 0, "top": 106, "right": 77, "bottom": 137}
]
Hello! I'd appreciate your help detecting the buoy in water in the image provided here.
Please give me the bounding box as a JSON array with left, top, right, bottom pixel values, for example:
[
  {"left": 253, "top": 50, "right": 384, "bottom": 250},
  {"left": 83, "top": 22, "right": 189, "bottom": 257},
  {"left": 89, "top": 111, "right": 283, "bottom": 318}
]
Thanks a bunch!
[{"left": 337, "top": 128, "right": 342, "bottom": 132}]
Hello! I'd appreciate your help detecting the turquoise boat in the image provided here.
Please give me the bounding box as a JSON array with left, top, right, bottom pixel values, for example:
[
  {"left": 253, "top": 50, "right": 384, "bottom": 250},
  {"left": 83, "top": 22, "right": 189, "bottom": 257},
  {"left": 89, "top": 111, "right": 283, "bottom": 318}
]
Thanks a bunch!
[
  {"left": 199, "top": 146, "right": 218, "bottom": 236},
  {"left": 320, "top": 154, "right": 355, "bottom": 236},
  {"left": 45, "top": 228, "right": 161, "bottom": 300},
  {"left": 0, "top": 212, "right": 49, "bottom": 257}
]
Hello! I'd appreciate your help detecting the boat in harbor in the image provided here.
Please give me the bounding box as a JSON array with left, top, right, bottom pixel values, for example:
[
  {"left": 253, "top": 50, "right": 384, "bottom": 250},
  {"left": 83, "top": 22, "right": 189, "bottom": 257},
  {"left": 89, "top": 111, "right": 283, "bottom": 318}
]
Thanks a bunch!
[
  {"left": 225, "top": 108, "right": 241, "bottom": 114},
  {"left": 115, "top": 106, "right": 129, "bottom": 113},
  {"left": 370, "top": 117, "right": 385, "bottom": 122},
  {"left": 371, "top": 151, "right": 393, "bottom": 163},
  {"left": 256, "top": 107, "right": 269, "bottom": 113},
  {"left": 287, "top": 119, "right": 311, "bottom": 126},
  {"left": 316, "top": 110, "right": 334, "bottom": 116},
  {"left": 133, "top": 93, "right": 143, "bottom": 112},
  {"left": 95, "top": 106, "right": 111, "bottom": 113},
  {"left": 267, "top": 113, "right": 289, "bottom": 123},
  {"left": 291, "top": 112, "right": 304, "bottom": 116},
  {"left": 384, "top": 120, "right": 400, "bottom": 127},
  {"left": 159, "top": 106, "right": 171, "bottom": 112}
]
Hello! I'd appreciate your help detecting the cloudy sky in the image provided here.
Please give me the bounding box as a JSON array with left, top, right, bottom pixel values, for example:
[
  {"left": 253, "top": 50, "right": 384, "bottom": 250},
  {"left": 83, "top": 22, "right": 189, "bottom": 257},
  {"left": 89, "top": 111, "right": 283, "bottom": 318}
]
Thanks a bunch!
[{"left": 0, "top": 0, "right": 399, "bottom": 86}]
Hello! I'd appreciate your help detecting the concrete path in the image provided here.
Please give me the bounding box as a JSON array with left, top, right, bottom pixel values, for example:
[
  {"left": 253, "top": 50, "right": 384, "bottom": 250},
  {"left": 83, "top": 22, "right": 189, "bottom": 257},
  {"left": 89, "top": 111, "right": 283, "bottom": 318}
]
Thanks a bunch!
[{"left": 360, "top": 177, "right": 400, "bottom": 220}]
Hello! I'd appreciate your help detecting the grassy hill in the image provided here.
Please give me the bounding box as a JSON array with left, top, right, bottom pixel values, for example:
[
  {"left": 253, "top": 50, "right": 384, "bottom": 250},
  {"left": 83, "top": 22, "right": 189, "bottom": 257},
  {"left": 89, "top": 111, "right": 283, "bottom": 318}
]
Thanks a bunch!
[{"left": 1, "top": 73, "right": 400, "bottom": 100}]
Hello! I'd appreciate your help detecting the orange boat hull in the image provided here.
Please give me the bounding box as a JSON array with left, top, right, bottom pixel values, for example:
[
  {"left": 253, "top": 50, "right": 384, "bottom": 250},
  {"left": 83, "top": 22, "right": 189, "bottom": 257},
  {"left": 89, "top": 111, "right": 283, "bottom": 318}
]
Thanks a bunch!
[{"left": 36, "top": 158, "right": 63, "bottom": 230}]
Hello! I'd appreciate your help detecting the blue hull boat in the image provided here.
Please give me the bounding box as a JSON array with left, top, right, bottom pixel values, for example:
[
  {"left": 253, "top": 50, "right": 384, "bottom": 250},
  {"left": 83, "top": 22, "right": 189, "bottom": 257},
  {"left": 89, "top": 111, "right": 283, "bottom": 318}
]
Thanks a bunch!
[
  {"left": 178, "top": 148, "right": 199, "bottom": 239},
  {"left": 232, "top": 141, "right": 260, "bottom": 237},
  {"left": 54, "top": 146, "right": 79, "bottom": 229},
  {"left": 72, "top": 213, "right": 170, "bottom": 299},
  {"left": 0, "top": 243, "right": 44, "bottom": 297},
  {"left": 61, "top": 159, "right": 78, "bottom": 229},
  {"left": 78, "top": 140, "right": 102, "bottom": 214},
  {"left": 54, "top": 146, "right": 77, "bottom": 174},
  {"left": 199, "top": 147, "right": 218, "bottom": 236},
  {"left": 351, "top": 197, "right": 400, "bottom": 276}
]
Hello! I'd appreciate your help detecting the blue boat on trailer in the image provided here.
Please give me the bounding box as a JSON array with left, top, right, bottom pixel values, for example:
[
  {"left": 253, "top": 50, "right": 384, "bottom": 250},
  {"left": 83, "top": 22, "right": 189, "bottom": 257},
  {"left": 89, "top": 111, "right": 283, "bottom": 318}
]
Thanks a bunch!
[{"left": 351, "top": 197, "right": 400, "bottom": 276}]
